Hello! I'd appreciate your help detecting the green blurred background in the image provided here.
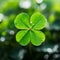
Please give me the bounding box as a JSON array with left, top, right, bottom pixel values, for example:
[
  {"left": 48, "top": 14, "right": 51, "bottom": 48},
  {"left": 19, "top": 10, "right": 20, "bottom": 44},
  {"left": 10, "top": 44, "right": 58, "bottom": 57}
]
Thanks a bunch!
[{"left": 0, "top": 0, "right": 60, "bottom": 60}]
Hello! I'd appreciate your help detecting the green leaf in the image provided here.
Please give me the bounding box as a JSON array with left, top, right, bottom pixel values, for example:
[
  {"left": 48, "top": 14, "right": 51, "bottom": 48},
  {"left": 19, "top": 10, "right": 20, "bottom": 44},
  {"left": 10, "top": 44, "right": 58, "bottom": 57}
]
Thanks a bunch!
[
  {"left": 14, "top": 12, "right": 47, "bottom": 46},
  {"left": 14, "top": 13, "right": 30, "bottom": 29},
  {"left": 16, "top": 30, "right": 30, "bottom": 46},
  {"left": 30, "top": 12, "right": 47, "bottom": 30},
  {"left": 30, "top": 30, "right": 45, "bottom": 46}
]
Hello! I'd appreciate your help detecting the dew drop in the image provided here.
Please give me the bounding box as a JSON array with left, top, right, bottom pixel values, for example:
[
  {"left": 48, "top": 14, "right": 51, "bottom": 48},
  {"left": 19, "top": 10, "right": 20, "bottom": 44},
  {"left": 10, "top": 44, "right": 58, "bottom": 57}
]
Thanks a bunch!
[
  {"left": 19, "top": 0, "right": 31, "bottom": 9},
  {"left": 0, "top": 13, "right": 4, "bottom": 22},
  {"left": 0, "top": 37, "right": 5, "bottom": 42},
  {"left": 36, "top": 0, "right": 43, "bottom": 4}
]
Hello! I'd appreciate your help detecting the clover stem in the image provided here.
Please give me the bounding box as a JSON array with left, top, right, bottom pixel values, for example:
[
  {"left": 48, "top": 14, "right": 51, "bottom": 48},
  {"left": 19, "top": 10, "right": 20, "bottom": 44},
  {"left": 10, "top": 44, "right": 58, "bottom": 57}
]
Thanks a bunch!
[{"left": 29, "top": 42, "right": 32, "bottom": 59}]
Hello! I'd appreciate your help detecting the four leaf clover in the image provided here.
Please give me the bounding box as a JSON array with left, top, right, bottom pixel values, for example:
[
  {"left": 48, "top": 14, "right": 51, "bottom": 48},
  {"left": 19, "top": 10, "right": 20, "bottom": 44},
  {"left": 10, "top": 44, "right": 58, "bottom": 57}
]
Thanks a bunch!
[{"left": 14, "top": 12, "right": 47, "bottom": 46}]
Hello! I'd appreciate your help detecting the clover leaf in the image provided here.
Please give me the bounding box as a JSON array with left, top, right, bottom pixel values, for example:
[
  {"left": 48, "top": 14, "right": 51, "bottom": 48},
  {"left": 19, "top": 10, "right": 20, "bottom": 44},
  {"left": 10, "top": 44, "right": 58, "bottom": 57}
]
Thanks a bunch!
[{"left": 14, "top": 12, "right": 47, "bottom": 46}]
